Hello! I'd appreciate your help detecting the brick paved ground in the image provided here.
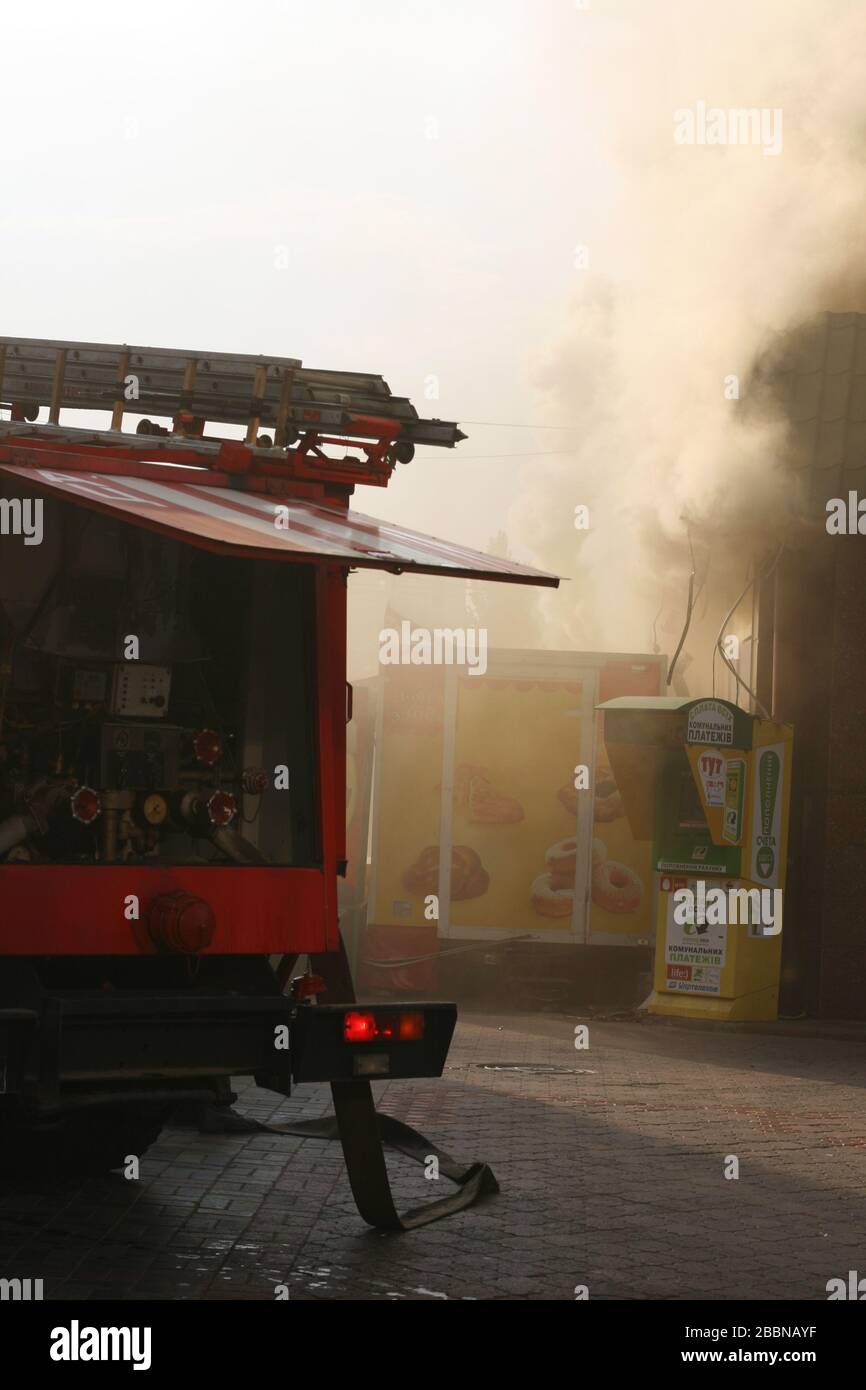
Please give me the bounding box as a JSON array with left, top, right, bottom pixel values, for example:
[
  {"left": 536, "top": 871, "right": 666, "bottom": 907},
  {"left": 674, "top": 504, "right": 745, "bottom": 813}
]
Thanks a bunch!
[{"left": 1, "top": 1009, "right": 865, "bottom": 1300}]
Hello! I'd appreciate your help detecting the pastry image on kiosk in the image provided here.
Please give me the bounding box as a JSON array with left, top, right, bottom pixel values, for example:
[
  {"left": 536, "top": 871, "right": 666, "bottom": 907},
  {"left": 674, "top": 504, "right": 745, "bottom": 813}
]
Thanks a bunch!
[{"left": 596, "top": 696, "right": 793, "bottom": 1021}]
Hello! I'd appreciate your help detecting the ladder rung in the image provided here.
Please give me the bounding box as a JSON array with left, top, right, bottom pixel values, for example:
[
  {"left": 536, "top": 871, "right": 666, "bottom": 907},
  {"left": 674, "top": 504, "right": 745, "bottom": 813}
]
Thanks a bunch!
[{"left": 48, "top": 348, "right": 67, "bottom": 424}]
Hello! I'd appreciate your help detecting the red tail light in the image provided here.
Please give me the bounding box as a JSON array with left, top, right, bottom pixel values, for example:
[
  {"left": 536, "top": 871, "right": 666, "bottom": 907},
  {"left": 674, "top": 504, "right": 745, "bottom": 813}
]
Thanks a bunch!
[
  {"left": 342, "top": 1010, "right": 425, "bottom": 1043},
  {"left": 344, "top": 1011, "right": 377, "bottom": 1042},
  {"left": 398, "top": 1011, "right": 425, "bottom": 1041},
  {"left": 148, "top": 890, "right": 216, "bottom": 954}
]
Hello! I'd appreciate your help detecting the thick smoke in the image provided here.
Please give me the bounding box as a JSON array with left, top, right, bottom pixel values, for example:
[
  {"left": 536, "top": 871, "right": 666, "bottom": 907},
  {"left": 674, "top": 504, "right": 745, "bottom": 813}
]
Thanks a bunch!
[{"left": 511, "top": 0, "right": 866, "bottom": 689}]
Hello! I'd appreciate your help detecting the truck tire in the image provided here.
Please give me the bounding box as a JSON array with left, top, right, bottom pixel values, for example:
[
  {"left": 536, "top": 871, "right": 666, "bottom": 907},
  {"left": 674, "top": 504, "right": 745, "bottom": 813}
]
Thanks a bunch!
[{"left": 0, "top": 1103, "right": 170, "bottom": 1179}]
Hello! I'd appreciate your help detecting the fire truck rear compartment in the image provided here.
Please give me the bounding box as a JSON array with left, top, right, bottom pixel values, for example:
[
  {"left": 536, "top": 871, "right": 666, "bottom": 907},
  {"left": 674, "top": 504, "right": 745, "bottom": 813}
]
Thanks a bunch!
[{"left": 0, "top": 493, "right": 319, "bottom": 874}]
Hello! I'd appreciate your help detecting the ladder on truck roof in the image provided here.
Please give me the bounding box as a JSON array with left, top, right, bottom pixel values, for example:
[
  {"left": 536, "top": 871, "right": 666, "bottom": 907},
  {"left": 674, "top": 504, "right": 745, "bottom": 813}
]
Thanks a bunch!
[{"left": 0, "top": 335, "right": 466, "bottom": 492}]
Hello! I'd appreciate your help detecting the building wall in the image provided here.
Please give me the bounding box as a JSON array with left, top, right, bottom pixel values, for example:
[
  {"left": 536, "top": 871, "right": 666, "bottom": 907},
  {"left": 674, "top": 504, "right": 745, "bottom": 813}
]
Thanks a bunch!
[
  {"left": 767, "top": 540, "right": 836, "bottom": 1016},
  {"left": 756, "top": 312, "right": 866, "bottom": 1017},
  {"left": 762, "top": 528, "right": 866, "bottom": 1020},
  {"left": 818, "top": 539, "right": 866, "bottom": 1016}
]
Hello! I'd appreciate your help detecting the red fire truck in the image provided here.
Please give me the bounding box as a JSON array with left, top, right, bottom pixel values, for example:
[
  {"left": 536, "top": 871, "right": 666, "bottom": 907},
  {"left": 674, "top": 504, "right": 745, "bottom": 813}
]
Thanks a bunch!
[{"left": 0, "top": 336, "right": 556, "bottom": 1229}]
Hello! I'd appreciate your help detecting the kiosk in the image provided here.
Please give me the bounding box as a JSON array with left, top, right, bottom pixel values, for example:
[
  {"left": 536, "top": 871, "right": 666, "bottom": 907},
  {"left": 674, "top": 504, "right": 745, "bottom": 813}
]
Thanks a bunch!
[{"left": 597, "top": 696, "right": 793, "bottom": 1021}]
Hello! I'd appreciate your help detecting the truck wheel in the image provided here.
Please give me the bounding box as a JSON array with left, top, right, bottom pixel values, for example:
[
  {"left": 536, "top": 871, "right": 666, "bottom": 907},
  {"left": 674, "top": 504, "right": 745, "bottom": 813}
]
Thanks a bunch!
[{"left": 0, "top": 1103, "right": 170, "bottom": 1179}]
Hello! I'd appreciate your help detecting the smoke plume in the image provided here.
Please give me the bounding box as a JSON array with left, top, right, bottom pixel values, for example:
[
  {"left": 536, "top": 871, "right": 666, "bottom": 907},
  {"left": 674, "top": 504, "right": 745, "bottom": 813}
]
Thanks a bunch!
[{"left": 512, "top": 0, "right": 866, "bottom": 688}]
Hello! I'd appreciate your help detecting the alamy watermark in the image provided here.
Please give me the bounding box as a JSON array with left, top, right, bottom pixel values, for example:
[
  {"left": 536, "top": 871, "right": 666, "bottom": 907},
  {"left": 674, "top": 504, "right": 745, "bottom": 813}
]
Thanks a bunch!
[
  {"left": 673, "top": 879, "right": 782, "bottom": 935},
  {"left": 49, "top": 1320, "right": 151, "bottom": 1370},
  {"left": 0, "top": 1276, "right": 42, "bottom": 1300},
  {"left": 826, "top": 491, "right": 866, "bottom": 535},
  {"left": 674, "top": 102, "right": 783, "bottom": 156},
  {"left": 827, "top": 1271, "right": 866, "bottom": 1299},
  {"left": 0, "top": 497, "right": 43, "bottom": 545},
  {"left": 378, "top": 622, "right": 488, "bottom": 677}
]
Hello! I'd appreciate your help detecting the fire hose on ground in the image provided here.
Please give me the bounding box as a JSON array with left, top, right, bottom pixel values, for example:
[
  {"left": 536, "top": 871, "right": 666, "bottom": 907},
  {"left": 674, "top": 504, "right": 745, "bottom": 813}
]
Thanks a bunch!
[{"left": 199, "top": 935, "right": 500, "bottom": 1231}]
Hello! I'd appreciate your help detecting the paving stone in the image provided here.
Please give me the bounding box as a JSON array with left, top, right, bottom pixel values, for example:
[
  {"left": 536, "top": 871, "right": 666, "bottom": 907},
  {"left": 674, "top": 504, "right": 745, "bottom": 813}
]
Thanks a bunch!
[{"left": 2, "top": 1011, "right": 866, "bottom": 1299}]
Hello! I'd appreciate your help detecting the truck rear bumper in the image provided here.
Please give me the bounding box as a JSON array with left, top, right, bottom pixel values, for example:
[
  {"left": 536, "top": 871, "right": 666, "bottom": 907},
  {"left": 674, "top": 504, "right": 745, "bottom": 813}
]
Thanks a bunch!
[
  {"left": 0, "top": 995, "right": 456, "bottom": 1102},
  {"left": 1, "top": 993, "right": 295, "bottom": 1100}
]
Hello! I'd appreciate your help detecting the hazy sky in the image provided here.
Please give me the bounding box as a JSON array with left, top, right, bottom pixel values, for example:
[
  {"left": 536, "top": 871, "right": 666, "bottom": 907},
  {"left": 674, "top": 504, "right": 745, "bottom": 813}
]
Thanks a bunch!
[
  {"left": 6, "top": 0, "right": 863, "bottom": 679},
  {"left": 1, "top": 0, "right": 601, "bottom": 553}
]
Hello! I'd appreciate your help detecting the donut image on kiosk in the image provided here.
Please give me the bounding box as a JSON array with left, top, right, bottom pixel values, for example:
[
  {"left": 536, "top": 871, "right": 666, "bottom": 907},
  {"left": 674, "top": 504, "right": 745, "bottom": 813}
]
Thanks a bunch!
[{"left": 596, "top": 696, "right": 793, "bottom": 1022}]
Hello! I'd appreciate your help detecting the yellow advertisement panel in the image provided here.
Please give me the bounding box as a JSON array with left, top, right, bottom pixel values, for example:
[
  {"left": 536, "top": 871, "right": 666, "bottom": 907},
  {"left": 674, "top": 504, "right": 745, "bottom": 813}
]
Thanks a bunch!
[
  {"left": 370, "top": 665, "right": 445, "bottom": 928},
  {"left": 369, "top": 652, "right": 663, "bottom": 947},
  {"left": 589, "top": 713, "right": 655, "bottom": 945},
  {"left": 446, "top": 676, "right": 588, "bottom": 938}
]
